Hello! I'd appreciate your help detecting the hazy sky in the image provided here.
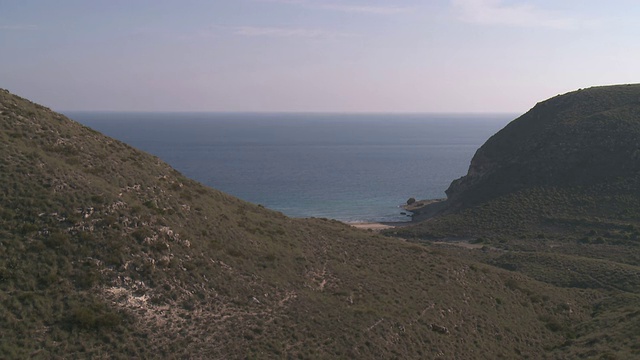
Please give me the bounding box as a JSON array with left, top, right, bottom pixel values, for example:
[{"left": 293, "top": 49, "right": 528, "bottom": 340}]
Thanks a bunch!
[{"left": 2, "top": 0, "right": 639, "bottom": 113}]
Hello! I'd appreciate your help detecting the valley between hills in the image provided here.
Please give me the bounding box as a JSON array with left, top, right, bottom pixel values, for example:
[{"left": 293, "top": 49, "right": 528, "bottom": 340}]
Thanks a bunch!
[{"left": 2, "top": 85, "right": 640, "bottom": 359}]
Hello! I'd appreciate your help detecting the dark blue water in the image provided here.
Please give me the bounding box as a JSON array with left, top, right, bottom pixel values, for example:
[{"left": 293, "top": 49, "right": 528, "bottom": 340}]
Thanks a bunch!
[{"left": 65, "top": 112, "right": 513, "bottom": 222}]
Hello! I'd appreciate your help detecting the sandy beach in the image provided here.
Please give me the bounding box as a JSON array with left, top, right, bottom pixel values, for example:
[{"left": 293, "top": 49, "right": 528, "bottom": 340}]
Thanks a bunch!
[{"left": 346, "top": 222, "right": 411, "bottom": 231}]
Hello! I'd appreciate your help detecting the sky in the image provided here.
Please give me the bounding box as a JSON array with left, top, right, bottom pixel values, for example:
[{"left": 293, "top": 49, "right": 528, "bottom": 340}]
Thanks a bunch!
[{"left": 1, "top": 0, "right": 640, "bottom": 113}]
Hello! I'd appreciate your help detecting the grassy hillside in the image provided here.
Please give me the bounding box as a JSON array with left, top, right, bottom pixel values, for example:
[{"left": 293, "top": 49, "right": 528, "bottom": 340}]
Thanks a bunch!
[
  {"left": 1, "top": 89, "right": 610, "bottom": 359},
  {"left": 391, "top": 84, "right": 640, "bottom": 359},
  {"left": 444, "top": 84, "right": 640, "bottom": 211}
]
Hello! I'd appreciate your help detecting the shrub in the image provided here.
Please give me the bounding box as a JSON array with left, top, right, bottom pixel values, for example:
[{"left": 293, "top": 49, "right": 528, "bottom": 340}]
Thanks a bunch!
[{"left": 67, "top": 303, "right": 124, "bottom": 330}]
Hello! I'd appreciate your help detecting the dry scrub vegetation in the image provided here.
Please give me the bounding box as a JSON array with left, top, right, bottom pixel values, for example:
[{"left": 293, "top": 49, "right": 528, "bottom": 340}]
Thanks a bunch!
[{"left": 1, "top": 87, "right": 638, "bottom": 358}]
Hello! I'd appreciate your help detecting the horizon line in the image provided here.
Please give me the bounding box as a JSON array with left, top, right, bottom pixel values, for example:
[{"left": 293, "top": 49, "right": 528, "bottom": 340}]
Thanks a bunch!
[{"left": 60, "top": 109, "right": 520, "bottom": 115}]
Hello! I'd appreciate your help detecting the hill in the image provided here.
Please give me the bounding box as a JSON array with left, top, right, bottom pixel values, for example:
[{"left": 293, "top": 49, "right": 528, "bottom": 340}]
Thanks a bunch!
[
  {"left": 392, "top": 85, "right": 640, "bottom": 358},
  {"left": 1, "top": 89, "right": 609, "bottom": 358},
  {"left": 0, "top": 91, "right": 640, "bottom": 359},
  {"left": 403, "top": 84, "right": 640, "bottom": 236},
  {"left": 446, "top": 84, "right": 640, "bottom": 210}
]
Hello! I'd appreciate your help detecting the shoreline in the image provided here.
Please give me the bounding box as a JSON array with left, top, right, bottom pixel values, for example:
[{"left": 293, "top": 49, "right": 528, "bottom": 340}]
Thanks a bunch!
[{"left": 345, "top": 221, "right": 412, "bottom": 231}]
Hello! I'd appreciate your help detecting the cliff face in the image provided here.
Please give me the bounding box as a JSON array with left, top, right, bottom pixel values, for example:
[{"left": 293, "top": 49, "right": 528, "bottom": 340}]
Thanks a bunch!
[{"left": 444, "top": 84, "right": 640, "bottom": 210}]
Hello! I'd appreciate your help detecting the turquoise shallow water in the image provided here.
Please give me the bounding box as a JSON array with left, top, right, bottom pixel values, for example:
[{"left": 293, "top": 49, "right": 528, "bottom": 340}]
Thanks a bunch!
[{"left": 66, "top": 112, "right": 513, "bottom": 222}]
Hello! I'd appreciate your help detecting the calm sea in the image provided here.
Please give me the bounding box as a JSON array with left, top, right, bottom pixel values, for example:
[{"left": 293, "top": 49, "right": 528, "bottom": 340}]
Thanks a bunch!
[{"left": 65, "top": 112, "right": 513, "bottom": 223}]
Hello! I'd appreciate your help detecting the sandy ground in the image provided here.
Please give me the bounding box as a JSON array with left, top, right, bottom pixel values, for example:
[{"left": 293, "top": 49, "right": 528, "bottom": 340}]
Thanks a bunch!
[
  {"left": 346, "top": 222, "right": 412, "bottom": 231},
  {"left": 348, "top": 222, "right": 396, "bottom": 230}
]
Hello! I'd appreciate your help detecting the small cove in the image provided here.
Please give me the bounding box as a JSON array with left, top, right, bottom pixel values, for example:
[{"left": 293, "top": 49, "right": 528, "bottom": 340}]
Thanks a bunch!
[{"left": 67, "top": 112, "right": 513, "bottom": 222}]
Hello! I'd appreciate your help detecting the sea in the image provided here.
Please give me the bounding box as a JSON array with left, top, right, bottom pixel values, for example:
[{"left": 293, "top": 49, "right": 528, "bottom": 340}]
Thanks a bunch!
[{"left": 65, "top": 112, "right": 514, "bottom": 223}]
